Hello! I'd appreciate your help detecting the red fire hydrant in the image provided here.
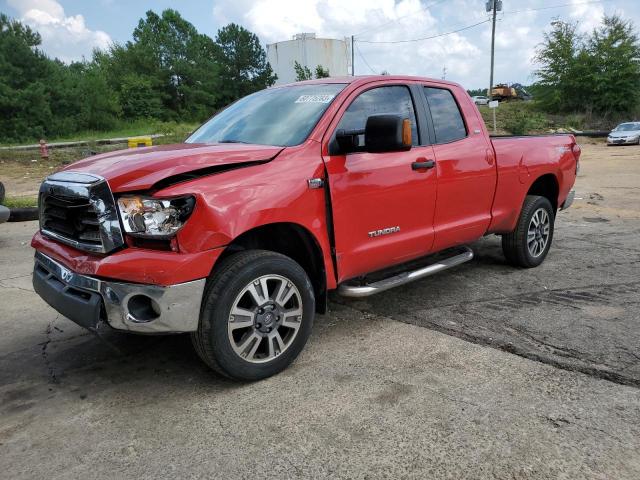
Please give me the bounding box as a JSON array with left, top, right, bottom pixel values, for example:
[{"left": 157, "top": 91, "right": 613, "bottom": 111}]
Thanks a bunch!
[{"left": 39, "top": 139, "right": 49, "bottom": 160}]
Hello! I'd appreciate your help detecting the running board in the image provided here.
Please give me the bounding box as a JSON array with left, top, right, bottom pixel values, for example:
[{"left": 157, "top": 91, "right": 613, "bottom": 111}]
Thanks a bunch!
[{"left": 337, "top": 246, "right": 474, "bottom": 298}]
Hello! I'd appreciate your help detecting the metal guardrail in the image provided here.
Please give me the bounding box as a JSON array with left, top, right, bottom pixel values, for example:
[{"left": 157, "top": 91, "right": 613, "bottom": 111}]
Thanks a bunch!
[
  {"left": 572, "top": 130, "right": 610, "bottom": 138},
  {"left": 0, "top": 134, "right": 165, "bottom": 151}
]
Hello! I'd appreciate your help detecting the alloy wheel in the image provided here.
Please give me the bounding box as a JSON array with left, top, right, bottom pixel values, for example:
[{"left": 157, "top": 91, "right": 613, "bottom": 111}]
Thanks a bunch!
[
  {"left": 227, "top": 274, "right": 303, "bottom": 363},
  {"left": 527, "top": 208, "right": 551, "bottom": 258}
]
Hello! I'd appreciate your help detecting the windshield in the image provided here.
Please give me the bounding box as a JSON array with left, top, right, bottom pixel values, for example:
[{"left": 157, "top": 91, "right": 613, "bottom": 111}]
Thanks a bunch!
[
  {"left": 186, "top": 84, "right": 346, "bottom": 147},
  {"left": 614, "top": 123, "right": 640, "bottom": 132}
]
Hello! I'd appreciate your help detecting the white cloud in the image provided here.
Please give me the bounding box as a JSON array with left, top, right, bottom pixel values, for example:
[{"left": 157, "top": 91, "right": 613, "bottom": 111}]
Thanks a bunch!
[
  {"left": 7, "top": 0, "right": 112, "bottom": 63},
  {"left": 213, "top": 0, "right": 487, "bottom": 84},
  {"left": 209, "top": 0, "right": 640, "bottom": 87},
  {"left": 570, "top": 0, "right": 606, "bottom": 33}
]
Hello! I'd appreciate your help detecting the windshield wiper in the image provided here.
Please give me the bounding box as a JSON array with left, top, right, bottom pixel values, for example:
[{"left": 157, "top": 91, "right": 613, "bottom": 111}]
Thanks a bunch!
[{"left": 218, "top": 139, "right": 251, "bottom": 144}]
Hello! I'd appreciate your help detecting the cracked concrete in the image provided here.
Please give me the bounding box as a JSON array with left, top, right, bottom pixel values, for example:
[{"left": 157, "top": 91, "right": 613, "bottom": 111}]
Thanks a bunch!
[{"left": 1, "top": 141, "right": 640, "bottom": 479}]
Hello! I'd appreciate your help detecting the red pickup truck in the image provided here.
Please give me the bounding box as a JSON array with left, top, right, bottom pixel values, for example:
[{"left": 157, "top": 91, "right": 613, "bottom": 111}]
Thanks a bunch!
[{"left": 32, "top": 76, "right": 579, "bottom": 380}]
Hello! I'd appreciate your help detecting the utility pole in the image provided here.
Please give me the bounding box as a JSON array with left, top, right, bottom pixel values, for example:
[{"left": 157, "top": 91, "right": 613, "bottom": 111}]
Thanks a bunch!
[
  {"left": 441, "top": 65, "right": 447, "bottom": 80},
  {"left": 487, "top": 0, "right": 502, "bottom": 99},
  {"left": 351, "top": 35, "right": 355, "bottom": 76}
]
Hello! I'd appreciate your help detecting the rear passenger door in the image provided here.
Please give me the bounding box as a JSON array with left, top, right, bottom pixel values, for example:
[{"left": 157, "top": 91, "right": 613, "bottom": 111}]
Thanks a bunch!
[{"left": 421, "top": 85, "right": 496, "bottom": 251}]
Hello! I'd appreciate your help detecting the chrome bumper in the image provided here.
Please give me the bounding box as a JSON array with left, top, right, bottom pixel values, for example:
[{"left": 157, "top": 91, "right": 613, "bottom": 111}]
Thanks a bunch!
[
  {"left": 560, "top": 189, "right": 575, "bottom": 210},
  {"left": 33, "top": 251, "right": 205, "bottom": 334},
  {"left": 607, "top": 137, "right": 639, "bottom": 144}
]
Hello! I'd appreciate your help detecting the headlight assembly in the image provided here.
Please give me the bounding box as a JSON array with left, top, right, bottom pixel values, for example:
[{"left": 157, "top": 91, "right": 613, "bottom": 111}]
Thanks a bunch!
[{"left": 117, "top": 195, "right": 195, "bottom": 238}]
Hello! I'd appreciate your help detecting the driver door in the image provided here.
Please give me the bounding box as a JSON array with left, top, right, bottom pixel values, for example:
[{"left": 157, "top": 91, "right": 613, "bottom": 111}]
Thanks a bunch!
[{"left": 322, "top": 84, "right": 438, "bottom": 282}]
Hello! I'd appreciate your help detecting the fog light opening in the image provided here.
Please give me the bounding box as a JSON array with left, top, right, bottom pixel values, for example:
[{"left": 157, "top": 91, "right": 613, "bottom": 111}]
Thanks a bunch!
[{"left": 127, "top": 294, "right": 161, "bottom": 323}]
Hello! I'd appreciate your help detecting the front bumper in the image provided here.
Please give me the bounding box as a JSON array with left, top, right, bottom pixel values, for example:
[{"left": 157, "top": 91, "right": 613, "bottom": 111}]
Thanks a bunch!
[
  {"left": 607, "top": 136, "right": 639, "bottom": 145},
  {"left": 33, "top": 251, "right": 206, "bottom": 334}
]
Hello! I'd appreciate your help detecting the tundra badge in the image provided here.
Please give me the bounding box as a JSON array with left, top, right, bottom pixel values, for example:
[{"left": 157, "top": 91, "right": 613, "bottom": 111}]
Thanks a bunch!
[{"left": 368, "top": 226, "right": 400, "bottom": 238}]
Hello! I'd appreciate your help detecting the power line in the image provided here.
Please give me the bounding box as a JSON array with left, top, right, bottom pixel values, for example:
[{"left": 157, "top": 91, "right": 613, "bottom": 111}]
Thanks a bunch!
[
  {"left": 355, "top": 42, "right": 377, "bottom": 74},
  {"left": 353, "top": 0, "right": 448, "bottom": 38},
  {"left": 502, "top": 0, "right": 608, "bottom": 15},
  {"left": 357, "top": 19, "right": 491, "bottom": 44},
  {"left": 355, "top": 0, "right": 609, "bottom": 46},
  {"left": 351, "top": 0, "right": 611, "bottom": 73}
]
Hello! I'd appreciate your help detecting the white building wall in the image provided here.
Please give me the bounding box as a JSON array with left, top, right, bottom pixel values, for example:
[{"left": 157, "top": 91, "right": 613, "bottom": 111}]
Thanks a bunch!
[{"left": 267, "top": 33, "right": 351, "bottom": 85}]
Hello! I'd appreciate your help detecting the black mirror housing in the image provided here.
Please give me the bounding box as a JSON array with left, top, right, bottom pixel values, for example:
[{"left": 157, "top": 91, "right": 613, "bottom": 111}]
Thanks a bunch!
[{"left": 364, "top": 115, "right": 412, "bottom": 153}]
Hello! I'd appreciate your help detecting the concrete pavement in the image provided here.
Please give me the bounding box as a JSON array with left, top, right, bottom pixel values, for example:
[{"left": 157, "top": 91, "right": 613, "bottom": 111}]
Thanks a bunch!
[
  {"left": 1, "top": 220, "right": 639, "bottom": 479},
  {"left": 1, "top": 142, "right": 639, "bottom": 479}
]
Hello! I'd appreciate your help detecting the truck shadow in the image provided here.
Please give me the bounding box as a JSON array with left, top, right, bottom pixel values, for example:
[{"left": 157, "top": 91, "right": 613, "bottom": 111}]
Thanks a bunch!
[
  {"left": 1, "top": 310, "right": 344, "bottom": 397},
  {"left": 3, "top": 238, "right": 509, "bottom": 396}
]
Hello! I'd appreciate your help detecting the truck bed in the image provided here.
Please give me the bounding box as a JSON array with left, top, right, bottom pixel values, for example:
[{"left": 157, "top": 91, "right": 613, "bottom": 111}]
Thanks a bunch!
[{"left": 487, "top": 134, "right": 579, "bottom": 234}]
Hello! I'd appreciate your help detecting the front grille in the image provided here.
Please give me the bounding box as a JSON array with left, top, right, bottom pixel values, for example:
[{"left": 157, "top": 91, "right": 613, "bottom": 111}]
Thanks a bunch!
[
  {"left": 38, "top": 171, "right": 125, "bottom": 254},
  {"left": 41, "top": 194, "right": 102, "bottom": 247}
]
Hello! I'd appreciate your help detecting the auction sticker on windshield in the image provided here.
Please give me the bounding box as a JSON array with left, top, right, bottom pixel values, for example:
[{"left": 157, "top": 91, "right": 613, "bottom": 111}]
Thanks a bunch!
[{"left": 295, "top": 94, "right": 335, "bottom": 103}]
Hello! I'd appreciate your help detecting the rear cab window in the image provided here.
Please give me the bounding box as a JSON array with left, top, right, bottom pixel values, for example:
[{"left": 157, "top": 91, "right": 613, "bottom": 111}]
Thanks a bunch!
[{"left": 424, "top": 87, "right": 467, "bottom": 144}]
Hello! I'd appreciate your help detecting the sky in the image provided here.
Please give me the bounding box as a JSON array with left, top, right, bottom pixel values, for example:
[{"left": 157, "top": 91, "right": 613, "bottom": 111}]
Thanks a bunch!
[{"left": 1, "top": 0, "right": 638, "bottom": 89}]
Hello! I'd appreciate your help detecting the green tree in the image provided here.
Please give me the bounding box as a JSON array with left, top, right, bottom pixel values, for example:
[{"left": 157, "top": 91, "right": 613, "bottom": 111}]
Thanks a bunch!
[
  {"left": 294, "top": 61, "right": 330, "bottom": 81},
  {"left": 215, "top": 23, "right": 277, "bottom": 105},
  {"left": 128, "top": 9, "right": 222, "bottom": 119},
  {"left": 314, "top": 64, "right": 330, "bottom": 78},
  {"left": 467, "top": 88, "right": 486, "bottom": 97},
  {"left": 74, "top": 62, "right": 121, "bottom": 130},
  {"left": 0, "top": 11, "right": 283, "bottom": 143},
  {"left": 534, "top": 20, "right": 584, "bottom": 112},
  {"left": 118, "top": 73, "right": 164, "bottom": 119},
  {"left": 587, "top": 15, "right": 640, "bottom": 115},
  {"left": 294, "top": 61, "right": 313, "bottom": 81},
  {"left": 534, "top": 15, "right": 640, "bottom": 116},
  {"left": 0, "top": 14, "right": 53, "bottom": 141}
]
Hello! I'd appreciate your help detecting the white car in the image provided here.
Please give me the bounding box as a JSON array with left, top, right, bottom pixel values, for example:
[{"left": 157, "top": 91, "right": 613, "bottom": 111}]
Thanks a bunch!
[
  {"left": 607, "top": 122, "right": 640, "bottom": 145},
  {"left": 472, "top": 95, "right": 489, "bottom": 105}
]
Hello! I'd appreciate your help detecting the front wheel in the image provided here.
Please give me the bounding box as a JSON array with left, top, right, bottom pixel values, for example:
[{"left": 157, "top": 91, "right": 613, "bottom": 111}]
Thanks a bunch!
[
  {"left": 501, "top": 195, "right": 555, "bottom": 268},
  {"left": 192, "top": 250, "right": 315, "bottom": 381}
]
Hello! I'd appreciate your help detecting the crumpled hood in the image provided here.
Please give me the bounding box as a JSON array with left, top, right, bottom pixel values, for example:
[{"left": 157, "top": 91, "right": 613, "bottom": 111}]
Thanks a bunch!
[
  {"left": 63, "top": 143, "right": 285, "bottom": 192},
  {"left": 609, "top": 130, "right": 640, "bottom": 138}
]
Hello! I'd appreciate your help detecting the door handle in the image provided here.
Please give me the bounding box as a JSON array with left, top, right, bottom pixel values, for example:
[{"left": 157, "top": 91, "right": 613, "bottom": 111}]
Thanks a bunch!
[{"left": 411, "top": 159, "right": 435, "bottom": 170}]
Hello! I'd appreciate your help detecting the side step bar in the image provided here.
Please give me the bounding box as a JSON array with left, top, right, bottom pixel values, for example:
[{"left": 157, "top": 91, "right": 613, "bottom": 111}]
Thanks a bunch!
[{"left": 337, "top": 246, "right": 474, "bottom": 298}]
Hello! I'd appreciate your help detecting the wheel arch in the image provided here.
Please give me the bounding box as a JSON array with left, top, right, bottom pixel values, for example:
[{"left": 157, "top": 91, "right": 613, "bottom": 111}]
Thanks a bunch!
[
  {"left": 215, "top": 222, "right": 328, "bottom": 313},
  {"left": 527, "top": 173, "right": 560, "bottom": 213}
]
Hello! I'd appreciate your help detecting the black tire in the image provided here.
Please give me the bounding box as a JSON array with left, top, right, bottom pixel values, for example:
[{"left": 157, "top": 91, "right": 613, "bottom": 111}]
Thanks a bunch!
[
  {"left": 501, "top": 195, "right": 555, "bottom": 268},
  {"left": 192, "top": 250, "right": 315, "bottom": 381}
]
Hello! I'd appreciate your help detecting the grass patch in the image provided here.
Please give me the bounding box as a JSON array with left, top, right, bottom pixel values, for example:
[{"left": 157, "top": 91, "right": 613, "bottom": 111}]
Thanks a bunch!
[
  {"left": 3, "top": 195, "right": 38, "bottom": 208},
  {"left": 476, "top": 101, "right": 626, "bottom": 135},
  {"left": 478, "top": 102, "right": 551, "bottom": 135},
  {"left": 0, "top": 120, "right": 199, "bottom": 147},
  {"left": 0, "top": 120, "right": 198, "bottom": 167}
]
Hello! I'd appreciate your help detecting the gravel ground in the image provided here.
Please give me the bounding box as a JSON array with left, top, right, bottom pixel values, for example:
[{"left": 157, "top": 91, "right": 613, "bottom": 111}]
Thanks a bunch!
[{"left": 0, "top": 141, "right": 639, "bottom": 479}]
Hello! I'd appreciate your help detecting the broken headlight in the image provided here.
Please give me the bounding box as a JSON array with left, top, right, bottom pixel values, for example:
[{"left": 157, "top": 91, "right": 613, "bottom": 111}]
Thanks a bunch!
[{"left": 117, "top": 195, "right": 195, "bottom": 238}]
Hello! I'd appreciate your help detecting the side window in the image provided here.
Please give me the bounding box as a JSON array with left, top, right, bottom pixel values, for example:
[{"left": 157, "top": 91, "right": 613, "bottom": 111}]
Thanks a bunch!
[
  {"left": 424, "top": 87, "right": 467, "bottom": 144},
  {"left": 336, "top": 86, "right": 420, "bottom": 147}
]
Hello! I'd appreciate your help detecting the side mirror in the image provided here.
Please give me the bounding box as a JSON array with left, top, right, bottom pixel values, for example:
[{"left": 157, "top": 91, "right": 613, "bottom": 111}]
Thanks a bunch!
[{"left": 364, "top": 115, "right": 412, "bottom": 153}]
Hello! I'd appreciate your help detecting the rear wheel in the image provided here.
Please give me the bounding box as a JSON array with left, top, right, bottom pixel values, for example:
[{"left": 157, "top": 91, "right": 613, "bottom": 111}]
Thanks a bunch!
[
  {"left": 502, "top": 195, "right": 555, "bottom": 268},
  {"left": 192, "top": 250, "right": 315, "bottom": 381}
]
